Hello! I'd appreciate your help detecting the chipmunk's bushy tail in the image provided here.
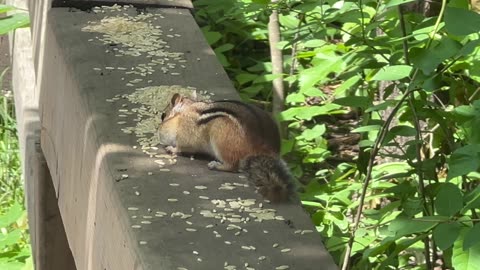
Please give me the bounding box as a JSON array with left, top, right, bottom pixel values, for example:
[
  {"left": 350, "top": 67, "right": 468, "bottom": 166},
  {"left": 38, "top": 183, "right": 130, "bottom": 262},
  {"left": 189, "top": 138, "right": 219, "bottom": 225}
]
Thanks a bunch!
[{"left": 241, "top": 155, "right": 295, "bottom": 203}]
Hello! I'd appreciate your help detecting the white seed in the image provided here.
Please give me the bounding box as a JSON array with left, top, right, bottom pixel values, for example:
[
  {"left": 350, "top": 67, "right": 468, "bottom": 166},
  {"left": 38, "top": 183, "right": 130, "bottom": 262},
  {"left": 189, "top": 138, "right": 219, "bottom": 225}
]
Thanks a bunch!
[
  {"left": 185, "top": 228, "right": 197, "bottom": 232},
  {"left": 281, "top": 248, "right": 291, "bottom": 253},
  {"left": 168, "top": 198, "right": 178, "bottom": 202},
  {"left": 131, "top": 225, "right": 141, "bottom": 228},
  {"left": 139, "top": 241, "right": 147, "bottom": 245},
  {"left": 135, "top": 191, "right": 140, "bottom": 196},
  {"left": 224, "top": 241, "right": 231, "bottom": 245},
  {"left": 275, "top": 266, "right": 289, "bottom": 270},
  {"left": 194, "top": 185, "right": 207, "bottom": 190},
  {"left": 128, "top": 207, "right": 139, "bottom": 211},
  {"left": 193, "top": 251, "right": 199, "bottom": 255},
  {"left": 273, "top": 243, "right": 279, "bottom": 248},
  {"left": 258, "top": 256, "right": 266, "bottom": 261},
  {"left": 169, "top": 183, "right": 180, "bottom": 187}
]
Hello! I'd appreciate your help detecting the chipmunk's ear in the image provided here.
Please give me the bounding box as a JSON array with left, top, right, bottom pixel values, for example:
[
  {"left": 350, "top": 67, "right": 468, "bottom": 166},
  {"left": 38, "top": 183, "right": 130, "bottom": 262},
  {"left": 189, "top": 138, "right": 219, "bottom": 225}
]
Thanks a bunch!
[{"left": 171, "top": 93, "right": 182, "bottom": 106}]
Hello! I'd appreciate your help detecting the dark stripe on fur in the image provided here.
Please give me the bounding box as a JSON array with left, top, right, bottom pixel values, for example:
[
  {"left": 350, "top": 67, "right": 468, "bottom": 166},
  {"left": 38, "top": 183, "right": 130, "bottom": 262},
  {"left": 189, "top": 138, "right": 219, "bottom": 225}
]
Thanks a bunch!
[
  {"left": 200, "top": 107, "right": 239, "bottom": 119},
  {"left": 213, "top": 100, "right": 260, "bottom": 118},
  {"left": 197, "top": 114, "right": 227, "bottom": 125}
]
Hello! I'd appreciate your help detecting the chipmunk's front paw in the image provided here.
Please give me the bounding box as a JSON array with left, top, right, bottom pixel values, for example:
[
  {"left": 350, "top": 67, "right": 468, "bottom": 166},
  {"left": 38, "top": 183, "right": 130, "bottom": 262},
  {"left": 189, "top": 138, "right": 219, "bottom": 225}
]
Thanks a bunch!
[
  {"left": 208, "top": 161, "right": 236, "bottom": 172},
  {"left": 165, "top": 146, "right": 178, "bottom": 154},
  {"left": 207, "top": 161, "right": 222, "bottom": 170}
]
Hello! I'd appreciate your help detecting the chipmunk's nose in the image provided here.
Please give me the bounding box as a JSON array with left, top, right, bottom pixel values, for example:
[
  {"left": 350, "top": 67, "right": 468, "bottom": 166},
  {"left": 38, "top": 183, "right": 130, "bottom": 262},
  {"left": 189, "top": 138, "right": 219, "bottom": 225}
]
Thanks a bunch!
[{"left": 160, "top": 112, "right": 166, "bottom": 121}]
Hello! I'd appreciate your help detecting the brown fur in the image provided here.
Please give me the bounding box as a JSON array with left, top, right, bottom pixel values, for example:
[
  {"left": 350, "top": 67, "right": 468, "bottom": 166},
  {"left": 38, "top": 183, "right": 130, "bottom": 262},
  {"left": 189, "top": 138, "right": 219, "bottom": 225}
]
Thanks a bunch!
[{"left": 158, "top": 94, "right": 295, "bottom": 202}]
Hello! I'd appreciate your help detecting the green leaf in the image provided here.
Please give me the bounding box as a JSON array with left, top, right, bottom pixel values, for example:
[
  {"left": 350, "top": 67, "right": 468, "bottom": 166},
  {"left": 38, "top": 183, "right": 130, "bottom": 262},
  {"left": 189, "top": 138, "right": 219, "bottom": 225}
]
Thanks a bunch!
[
  {"left": 464, "top": 223, "right": 480, "bottom": 250},
  {"left": 334, "top": 75, "right": 361, "bottom": 97},
  {"left": 410, "top": 37, "right": 462, "bottom": 74},
  {"left": 0, "top": 5, "right": 15, "bottom": 13},
  {"left": 435, "top": 183, "right": 463, "bottom": 216},
  {"left": 453, "top": 229, "right": 480, "bottom": 269},
  {"left": 299, "top": 125, "right": 326, "bottom": 141},
  {"left": 303, "top": 39, "right": 326, "bottom": 48},
  {"left": 444, "top": 7, "right": 480, "bottom": 36},
  {"left": 299, "top": 57, "right": 344, "bottom": 91},
  {"left": 235, "top": 73, "right": 258, "bottom": 85},
  {"left": 433, "top": 222, "right": 462, "bottom": 250},
  {"left": 447, "top": 145, "right": 480, "bottom": 180},
  {"left": 352, "top": 125, "right": 381, "bottom": 133},
  {"left": 388, "top": 216, "right": 437, "bottom": 238},
  {"left": 214, "top": 43, "right": 234, "bottom": 53},
  {"left": 371, "top": 65, "right": 412, "bottom": 81},
  {"left": 463, "top": 185, "right": 480, "bottom": 211},
  {"left": 286, "top": 93, "right": 305, "bottom": 103},
  {"left": 458, "top": 39, "right": 480, "bottom": 57},
  {"left": 201, "top": 28, "right": 222, "bottom": 45},
  {"left": 279, "top": 104, "right": 344, "bottom": 121},
  {"left": 384, "top": 0, "right": 416, "bottom": 8},
  {"left": 0, "top": 230, "right": 22, "bottom": 250},
  {"left": 365, "top": 100, "right": 396, "bottom": 113},
  {"left": 383, "top": 125, "right": 417, "bottom": 144},
  {"left": 333, "top": 96, "right": 371, "bottom": 109},
  {"left": 0, "top": 202, "right": 23, "bottom": 228},
  {"left": 0, "top": 13, "right": 30, "bottom": 35}
]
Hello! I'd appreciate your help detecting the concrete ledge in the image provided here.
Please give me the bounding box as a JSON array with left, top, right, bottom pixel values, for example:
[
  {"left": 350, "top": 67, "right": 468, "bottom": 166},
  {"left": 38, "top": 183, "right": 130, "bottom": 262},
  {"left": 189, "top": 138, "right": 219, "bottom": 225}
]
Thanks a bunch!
[
  {"left": 51, "top": 0, "right": 193, "bottom": 9},
  {"left": 37, "top": 5, "right": 337, "bottom": 270}
]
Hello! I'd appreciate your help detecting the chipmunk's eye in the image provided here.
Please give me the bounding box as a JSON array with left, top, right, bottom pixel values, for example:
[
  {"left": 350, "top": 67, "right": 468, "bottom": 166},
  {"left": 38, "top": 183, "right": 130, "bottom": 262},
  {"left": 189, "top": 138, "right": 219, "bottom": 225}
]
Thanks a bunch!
[{"left": 160, "top": 112, "right": 166, "bottom": 121}]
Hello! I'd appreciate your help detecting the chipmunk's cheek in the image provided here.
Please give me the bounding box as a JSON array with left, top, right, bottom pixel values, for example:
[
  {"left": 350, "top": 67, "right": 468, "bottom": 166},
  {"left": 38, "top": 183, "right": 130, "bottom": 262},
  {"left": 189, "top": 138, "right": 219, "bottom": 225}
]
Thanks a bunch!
[{"left": 157, "top": 127, "right": 177, "bottom": 146}]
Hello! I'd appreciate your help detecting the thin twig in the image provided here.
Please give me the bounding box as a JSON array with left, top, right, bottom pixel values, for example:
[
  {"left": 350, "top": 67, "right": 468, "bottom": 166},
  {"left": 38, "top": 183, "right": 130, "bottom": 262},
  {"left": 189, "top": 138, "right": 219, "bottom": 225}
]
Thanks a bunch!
[
  {"left": 407, "top": 95, "right": 433, "bottom": 269},
  {"left": 398, "top": 6, "right": 410, "bottom": 65},
  {"left": 341, "top": 89, "right": 415, "bottom": 270}
]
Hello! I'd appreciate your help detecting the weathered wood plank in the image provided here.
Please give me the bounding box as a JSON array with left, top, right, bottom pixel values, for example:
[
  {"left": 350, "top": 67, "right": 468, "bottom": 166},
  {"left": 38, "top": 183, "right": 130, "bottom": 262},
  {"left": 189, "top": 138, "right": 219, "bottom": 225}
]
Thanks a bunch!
[
  {"left": 8, "top": 1, "right": 77, "bottom": 269},
  {"left": 26, "top": 140, "right": 77, "bottom": 270},
  {"left": 39, "top": 6, "right": 337, "bottom": 270}
]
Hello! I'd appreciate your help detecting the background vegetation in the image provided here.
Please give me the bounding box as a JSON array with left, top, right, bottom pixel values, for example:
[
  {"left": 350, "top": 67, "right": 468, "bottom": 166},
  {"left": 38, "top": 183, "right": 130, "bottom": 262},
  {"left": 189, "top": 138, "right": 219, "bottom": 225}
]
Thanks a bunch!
[
  {"left": 0, "top": 2, "right": 31, "bottom": 270},
  {"left": 193, "top": 0, "right": 480, "bottom": 269}
]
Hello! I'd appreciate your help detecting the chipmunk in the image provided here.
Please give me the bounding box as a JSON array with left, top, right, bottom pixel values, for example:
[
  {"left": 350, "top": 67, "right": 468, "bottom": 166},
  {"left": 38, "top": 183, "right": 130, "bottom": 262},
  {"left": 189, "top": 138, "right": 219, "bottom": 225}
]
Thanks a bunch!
[{"left": 157, "top": 93, "right": 295, "bottom": 203}]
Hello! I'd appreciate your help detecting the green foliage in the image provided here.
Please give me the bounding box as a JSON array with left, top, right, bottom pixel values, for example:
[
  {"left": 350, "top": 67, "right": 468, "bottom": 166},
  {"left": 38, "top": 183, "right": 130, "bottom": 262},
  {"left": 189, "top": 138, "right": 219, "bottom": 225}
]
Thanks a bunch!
[
  {"left": 195, "top": 0, "right": 480, "bottom": 268},
  {"left": 0, "top": 77, "right": 31, "bottom": 269},
  {"left": 0, "top": 5, "right": 29, "bottom": 35},
  {"left": 0, "top": 5, "right": 32, "bottom": 267}
]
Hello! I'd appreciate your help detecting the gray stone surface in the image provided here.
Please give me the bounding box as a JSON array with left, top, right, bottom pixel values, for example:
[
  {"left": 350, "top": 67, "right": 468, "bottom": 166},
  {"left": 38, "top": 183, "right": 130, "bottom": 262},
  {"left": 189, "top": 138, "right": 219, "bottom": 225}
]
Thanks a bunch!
[
  {"left": 39, "top": 6, "right": 337, "bottom": 270},
  {"left": 51, "top": 0, "right": 193, "bottom": 9}
]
